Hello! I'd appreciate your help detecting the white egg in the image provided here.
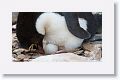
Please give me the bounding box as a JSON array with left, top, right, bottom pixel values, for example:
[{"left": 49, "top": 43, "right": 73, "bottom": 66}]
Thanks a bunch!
[{"left": 43, "top": 43, "right": 58, "bottom": 55}]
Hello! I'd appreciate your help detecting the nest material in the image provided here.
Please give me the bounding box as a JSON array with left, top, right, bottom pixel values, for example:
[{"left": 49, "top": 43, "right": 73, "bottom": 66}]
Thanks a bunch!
[{"left": 12, "top": 25, "right": 102, "bottom": 62}]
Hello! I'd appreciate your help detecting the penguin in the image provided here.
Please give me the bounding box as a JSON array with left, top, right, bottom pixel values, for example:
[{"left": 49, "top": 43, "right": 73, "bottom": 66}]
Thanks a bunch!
[
  {"left": 16, "top": 12, "right": 100, "bottom": 54},
  {"left": 35, "top": 12, "right": 88, "bottom": 54}
]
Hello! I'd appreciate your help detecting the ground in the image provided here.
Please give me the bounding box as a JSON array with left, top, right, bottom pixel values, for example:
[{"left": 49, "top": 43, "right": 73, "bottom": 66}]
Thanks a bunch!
[{"left": 12, "top": 24, "right": 102, "bottom": 62}]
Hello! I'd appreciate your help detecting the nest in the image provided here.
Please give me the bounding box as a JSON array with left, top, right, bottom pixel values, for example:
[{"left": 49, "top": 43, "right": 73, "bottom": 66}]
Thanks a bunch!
[{"left": 12, "top": 25, "right": 102, "bottom": 62}]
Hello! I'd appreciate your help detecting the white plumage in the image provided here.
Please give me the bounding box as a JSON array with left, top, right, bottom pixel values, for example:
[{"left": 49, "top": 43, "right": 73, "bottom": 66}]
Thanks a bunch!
[{"left": 36, "top": 12, "right": 87, "bottom": 54}]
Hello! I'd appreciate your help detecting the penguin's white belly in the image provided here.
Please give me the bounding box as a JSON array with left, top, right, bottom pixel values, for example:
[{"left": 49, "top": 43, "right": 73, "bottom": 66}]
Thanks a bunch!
[{"left": 36, "top": 13, "right": 86, "bottom": 54}]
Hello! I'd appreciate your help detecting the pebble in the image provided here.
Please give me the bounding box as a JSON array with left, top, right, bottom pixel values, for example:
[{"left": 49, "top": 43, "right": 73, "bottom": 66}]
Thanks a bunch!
[
  {"left": 74, "top": 50, "right": 84, "bottom": 55},
  {"left": 16, "top": 54, "right": 26, "bottom": 60}
]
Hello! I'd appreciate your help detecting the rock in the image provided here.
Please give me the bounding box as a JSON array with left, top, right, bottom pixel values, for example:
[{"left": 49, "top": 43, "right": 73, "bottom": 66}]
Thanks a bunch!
[
  {"left": 12, "top": 33, "right": 19, "bottom": 50},
  {"left": 93, "top": 47, "right": 102, "bottom": 60},
  {"left": 82, "top": 42, "right": 102, "bottom": 61},
  {"left": 13, "top": 54, "right": 31, "bottom": 62},
  {"left": 17, "top": 54, "right": 26, "bottom": 60},
  {"left": 13, "top": 48, "right": 29, "bottom": 54},
  {"left": 23, "top": 55, "right": 31, "bottom": 61},
  {"left": 31, "top": 53, "right": 94, "bottom": 62},
  {"left": 74, "top": 50, "right": 84, "bottom": 55},
  {"left": 12, "top": 48, "right": 43, "bottom": 62},
  {"left": 12, "top": 40, "right": 19, "bottom": 51},
  {"left": 82, "top": 42, "right": 94, "bottom": 51},
  {"left": 84, "top": 51, "right": 91, "bottom": 57},
  {"left": 12, "top": 54, "right": 17, "bottom": 58},
  {"left": 82, "top": 42, "right": 102, "bottom": 51}
]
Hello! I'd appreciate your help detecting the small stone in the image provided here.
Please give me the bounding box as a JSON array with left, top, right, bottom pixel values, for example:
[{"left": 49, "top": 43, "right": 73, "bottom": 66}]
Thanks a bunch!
[
  {"left": 12, "top": 38, "right": 19, "bottom": 49},
  {"left": 82, "top": 43, "right": 94, "bottom": 51},
  {"left": 17, "top": 54, "right": 26, "bottom": 60},
  {"left": 12, "top": 54, "right": 17, "bottom": 58},
  {"left": 23, "top": 55, "right": 31, "bottom": 61},
  {"left": 94, "top": 48, "right": 102, "bottom": 60},
  {"left": 74, "top": 50, "right": 84, "bottom": 55},
  {"left": 84, "top": 51, "right": 91, "bottom": 57},
  {"left": 13, "top": 48, "right": 29, "bottom": 54},
  {"left": 84, "top": 47, "right": 102, "bottom": 60}
]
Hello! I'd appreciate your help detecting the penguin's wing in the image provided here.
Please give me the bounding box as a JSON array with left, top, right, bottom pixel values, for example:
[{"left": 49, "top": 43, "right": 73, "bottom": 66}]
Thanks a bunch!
[
  {"left": 77, "top": 12, "right": 98, "bottom": 36},
  {"left": 62, "top": 12, "right": 91, "bottom": 39}
]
